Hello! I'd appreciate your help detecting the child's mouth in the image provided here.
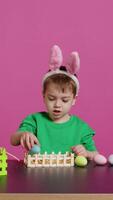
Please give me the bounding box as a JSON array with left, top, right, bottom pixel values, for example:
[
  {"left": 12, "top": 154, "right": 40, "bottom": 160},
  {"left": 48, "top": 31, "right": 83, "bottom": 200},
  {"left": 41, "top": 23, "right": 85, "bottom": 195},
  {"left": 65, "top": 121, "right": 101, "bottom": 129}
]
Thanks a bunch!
[{"left": 53, "top": 110, "right": 61, "bottom": 115}]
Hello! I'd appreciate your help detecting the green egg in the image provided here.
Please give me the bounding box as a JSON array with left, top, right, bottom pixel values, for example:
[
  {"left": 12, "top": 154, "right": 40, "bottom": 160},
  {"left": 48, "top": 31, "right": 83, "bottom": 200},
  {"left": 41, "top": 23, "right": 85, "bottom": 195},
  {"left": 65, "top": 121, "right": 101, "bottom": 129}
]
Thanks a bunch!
[{"left": 75, "top": 156, "right": 88, "bottom": 167}]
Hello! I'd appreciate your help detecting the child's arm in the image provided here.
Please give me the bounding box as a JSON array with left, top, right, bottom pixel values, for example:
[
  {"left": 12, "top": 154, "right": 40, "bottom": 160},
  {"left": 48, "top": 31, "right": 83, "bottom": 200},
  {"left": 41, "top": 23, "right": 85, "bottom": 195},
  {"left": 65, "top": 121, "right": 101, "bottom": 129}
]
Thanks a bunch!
[
  {"left": 10, "top": 132, "right": 39, "bottom": 150},
  {"left": 10, "top": 113, "right": 39, "bottom": 150},
  {"left": 72, "top": 145, "right": 98, "bottom": 160}
]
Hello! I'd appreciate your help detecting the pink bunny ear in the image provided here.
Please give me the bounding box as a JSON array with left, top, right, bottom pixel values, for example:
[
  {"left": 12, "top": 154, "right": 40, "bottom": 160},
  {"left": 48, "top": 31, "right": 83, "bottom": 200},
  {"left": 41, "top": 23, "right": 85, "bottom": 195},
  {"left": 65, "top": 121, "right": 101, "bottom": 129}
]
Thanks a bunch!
[
  {"left": 49, "top": 45, "right": 63, "bottom": 70},
  {"left": 66, "top": 52, "right": 80, "bottom": 74}
]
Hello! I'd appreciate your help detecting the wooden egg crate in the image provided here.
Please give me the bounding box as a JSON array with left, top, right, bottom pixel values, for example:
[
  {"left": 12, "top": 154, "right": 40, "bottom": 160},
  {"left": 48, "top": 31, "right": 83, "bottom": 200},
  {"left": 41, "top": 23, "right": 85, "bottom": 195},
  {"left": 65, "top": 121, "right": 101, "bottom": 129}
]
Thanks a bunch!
[{"left": 24, "top": 152, "right": 74, "bottom": 167}]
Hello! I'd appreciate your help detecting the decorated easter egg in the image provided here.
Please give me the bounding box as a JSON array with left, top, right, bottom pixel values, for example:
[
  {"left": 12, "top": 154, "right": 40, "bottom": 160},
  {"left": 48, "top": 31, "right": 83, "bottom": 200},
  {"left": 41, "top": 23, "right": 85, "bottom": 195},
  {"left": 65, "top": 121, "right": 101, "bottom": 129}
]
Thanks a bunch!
[
  {"left": 75, "top": 156, "right": 88, "bottom": 167},
  {"left": 29, "top": 144, "right": 40, "bottom": 155},
  {"left": 108, "top": 154, "right": 113, "bottom": 165},
  {"left": 94, "top": 154, "right": 107, "bottom": 165}
]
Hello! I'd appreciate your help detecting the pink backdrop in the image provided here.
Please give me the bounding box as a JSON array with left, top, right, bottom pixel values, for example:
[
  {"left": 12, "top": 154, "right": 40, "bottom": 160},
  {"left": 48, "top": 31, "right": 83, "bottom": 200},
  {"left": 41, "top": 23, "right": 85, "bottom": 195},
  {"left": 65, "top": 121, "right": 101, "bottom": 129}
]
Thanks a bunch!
[{"left": 0, "top": 0, "right": 113, "bottom": 159}]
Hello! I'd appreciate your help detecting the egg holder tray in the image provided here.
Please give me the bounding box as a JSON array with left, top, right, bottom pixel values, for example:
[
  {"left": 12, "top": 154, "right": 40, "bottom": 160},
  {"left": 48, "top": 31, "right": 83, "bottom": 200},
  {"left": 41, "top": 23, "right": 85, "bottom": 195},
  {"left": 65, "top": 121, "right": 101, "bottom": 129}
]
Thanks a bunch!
[{"left": 24, "top": 152, "right": 75, "bottom": 167}]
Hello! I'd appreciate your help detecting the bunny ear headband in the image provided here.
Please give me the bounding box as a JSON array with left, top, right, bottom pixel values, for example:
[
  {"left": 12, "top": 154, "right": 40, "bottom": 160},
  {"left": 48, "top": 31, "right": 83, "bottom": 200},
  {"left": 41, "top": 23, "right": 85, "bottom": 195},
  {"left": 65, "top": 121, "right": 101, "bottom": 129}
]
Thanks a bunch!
[{"left": 42, "top": 45, "right": 80, "bottom": 96}]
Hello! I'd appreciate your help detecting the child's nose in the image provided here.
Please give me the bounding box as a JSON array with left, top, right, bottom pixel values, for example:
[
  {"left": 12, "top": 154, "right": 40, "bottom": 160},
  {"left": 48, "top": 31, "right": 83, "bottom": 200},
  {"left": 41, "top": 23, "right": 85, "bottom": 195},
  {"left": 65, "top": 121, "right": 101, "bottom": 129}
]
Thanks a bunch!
[{"left": 54, "top": 100, "right": 61, "bottom": 107}]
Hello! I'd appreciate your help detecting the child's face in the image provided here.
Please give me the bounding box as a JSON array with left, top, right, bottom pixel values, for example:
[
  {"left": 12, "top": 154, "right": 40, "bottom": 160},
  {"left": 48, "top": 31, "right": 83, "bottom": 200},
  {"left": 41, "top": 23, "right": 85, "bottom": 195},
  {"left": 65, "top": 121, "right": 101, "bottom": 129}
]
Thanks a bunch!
[{"left": 43, "top": 83, "right": 76, "bottom": 122}]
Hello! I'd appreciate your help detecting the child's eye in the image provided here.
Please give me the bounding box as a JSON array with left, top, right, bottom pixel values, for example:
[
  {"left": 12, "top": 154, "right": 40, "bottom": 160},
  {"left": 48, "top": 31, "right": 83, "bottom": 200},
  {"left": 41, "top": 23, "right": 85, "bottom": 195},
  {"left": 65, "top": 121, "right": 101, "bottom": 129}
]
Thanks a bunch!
[
  {"left": 48, "top": 97, "right": 55, "bottom": 101},
  {"left": 62, "top": 99, "right": 69, "bottom": 103}
]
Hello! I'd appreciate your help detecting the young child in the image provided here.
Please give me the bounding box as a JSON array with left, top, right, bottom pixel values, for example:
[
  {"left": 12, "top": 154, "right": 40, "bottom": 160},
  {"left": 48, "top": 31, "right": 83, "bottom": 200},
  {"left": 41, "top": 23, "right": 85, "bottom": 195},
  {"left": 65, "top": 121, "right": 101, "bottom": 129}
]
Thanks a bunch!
[{"left": 10, "top": 45, "right": 98, "bottom": 160}]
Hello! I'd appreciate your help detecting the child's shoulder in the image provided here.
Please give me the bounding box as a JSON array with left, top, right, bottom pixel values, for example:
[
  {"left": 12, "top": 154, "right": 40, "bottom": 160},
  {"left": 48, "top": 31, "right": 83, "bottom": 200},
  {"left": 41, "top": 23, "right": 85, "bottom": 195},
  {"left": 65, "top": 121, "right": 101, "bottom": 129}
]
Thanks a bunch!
[
  {"left": 72, "top": 115, "right": 87, "bottom": 124},
  {"left": 26, "top": 111, "right": 47, "bottom": 120},
  {"left": 72, "top": 115, "right": 95, "bottom": 133}
]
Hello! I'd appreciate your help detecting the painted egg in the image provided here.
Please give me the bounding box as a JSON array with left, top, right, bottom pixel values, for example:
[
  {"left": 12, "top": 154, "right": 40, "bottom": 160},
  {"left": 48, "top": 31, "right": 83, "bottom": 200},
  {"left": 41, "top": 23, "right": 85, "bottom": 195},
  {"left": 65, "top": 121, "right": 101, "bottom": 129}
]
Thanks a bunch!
[
  {"left": 29, "top": 144, "right": 40, "bottom": 155},
  {"left": 108, "top": 154, "right": 113, "bottom": 165},
  {"left": 75, "top": 156, "right": 88, "bottom": 167},
  {"left": 94, "top": 154, "right": 107, "bottom": 165}
]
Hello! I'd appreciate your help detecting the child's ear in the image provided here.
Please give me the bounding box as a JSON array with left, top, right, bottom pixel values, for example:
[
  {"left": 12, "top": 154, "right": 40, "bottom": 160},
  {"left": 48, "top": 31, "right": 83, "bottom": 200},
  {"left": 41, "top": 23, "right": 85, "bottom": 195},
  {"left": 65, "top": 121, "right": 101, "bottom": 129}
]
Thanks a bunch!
[
  {"left": 42, "top": 90, "right": 45, "bottom": 98},
  {"left": 72, "top": 96, "right": 77, "bottom": 105},
  {"left": 42, "top": 93, "right": 45, "bottom": 101}
]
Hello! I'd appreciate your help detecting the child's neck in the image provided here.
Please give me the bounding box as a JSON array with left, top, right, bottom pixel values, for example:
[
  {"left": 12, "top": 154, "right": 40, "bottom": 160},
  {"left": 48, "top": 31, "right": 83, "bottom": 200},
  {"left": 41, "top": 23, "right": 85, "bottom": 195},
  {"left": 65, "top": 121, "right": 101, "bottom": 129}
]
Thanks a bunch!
[{"left": 52, "top": 114, "right": 70, "bottom": 124}]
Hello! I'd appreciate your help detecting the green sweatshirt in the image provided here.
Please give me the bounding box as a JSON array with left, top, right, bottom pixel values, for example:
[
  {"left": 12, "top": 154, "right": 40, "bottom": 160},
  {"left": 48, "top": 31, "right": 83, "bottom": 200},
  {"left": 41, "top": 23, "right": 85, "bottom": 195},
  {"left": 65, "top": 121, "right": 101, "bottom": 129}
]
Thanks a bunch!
[{"left": 18, "top": 112, "right": 97, "bottom": 154}]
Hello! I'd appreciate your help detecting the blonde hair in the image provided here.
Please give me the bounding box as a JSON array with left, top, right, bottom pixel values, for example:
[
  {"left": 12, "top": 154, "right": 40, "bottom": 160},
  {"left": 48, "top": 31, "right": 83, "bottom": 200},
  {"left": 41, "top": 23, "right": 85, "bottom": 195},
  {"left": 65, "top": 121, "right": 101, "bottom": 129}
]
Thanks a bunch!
[{"left": 43, "top": 73, "right": 77, "bottom": 96}]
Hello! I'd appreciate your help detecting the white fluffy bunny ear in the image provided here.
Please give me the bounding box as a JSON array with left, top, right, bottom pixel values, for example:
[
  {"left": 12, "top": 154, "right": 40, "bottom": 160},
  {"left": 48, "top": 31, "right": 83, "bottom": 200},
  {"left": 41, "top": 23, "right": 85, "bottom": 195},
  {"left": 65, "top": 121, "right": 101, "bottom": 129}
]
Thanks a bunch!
[
  {"left": 49, "top": 45, "right": 63, "bottom": 70},
  {"left": 66, "top": 52, "right": 80, "bottom": 74}
]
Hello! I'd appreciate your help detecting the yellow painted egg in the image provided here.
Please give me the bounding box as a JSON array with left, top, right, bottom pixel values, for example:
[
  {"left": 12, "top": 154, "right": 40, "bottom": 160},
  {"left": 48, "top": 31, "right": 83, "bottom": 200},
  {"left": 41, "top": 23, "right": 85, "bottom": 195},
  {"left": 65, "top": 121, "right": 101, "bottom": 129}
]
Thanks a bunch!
[{"left": 75, "top": 155, "right": 88, "bottom": 167}]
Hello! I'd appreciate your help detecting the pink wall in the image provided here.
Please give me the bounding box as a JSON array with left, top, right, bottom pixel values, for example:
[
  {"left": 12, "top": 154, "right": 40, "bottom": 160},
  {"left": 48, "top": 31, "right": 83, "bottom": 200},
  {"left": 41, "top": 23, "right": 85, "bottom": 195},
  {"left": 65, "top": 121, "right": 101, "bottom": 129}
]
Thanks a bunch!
[{"left": 0, "top": 0, "right": 113, "bottom": 159}]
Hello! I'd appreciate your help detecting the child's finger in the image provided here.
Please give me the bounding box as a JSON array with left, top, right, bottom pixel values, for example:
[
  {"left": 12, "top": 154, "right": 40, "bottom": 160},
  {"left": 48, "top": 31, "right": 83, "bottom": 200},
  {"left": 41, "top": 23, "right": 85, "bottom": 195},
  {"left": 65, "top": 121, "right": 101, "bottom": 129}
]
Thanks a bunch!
[
  {"left": 20, "top": 138, "right": 24, "bottom": 148},
  {"left": 71, "top": 146, "right": 76, "bottom": 151},
  {"left": 71, "top": 145, "right": 82, "bottom": 151},
  {"left": 72, "top": 147, "right": 78, "bottom": 154},
  {"left": 78, "top": 150, "right": 85, "bottom": 155},
  {"left": 77, "top": 147, "right": 85, "bottom": 152},
  {"left": 34, "top": 136, "right": 40, "bottom": 145},
  {"left": 30, "top": 137, "right": 35, "bottom": 148},
  {"left": 20, "top": 134, "right": 25, "bottom": 147},
  {"left": 74, "top": 147, "right": 84, "bottom": 154},
  {"left": 26, "top": 134, "right": 32, "bottom": 150}
]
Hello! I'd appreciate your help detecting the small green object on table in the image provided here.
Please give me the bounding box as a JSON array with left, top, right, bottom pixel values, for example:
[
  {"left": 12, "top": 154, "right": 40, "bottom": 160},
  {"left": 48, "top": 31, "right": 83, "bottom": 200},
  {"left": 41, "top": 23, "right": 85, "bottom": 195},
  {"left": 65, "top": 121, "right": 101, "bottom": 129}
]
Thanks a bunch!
[
  {"left": 75, "top": 155, "right": 88, "bottom": 167},
  {"left": 0, "top": 147, "right": 7, "bottom": 175}
]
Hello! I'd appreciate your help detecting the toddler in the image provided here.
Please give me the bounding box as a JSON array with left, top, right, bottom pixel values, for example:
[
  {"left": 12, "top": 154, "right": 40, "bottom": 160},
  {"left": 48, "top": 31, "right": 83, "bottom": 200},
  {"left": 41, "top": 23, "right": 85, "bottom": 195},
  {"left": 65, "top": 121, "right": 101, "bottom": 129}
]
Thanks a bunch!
[{"left": 10, "top": 45, "right": 98, "bottom": 160}]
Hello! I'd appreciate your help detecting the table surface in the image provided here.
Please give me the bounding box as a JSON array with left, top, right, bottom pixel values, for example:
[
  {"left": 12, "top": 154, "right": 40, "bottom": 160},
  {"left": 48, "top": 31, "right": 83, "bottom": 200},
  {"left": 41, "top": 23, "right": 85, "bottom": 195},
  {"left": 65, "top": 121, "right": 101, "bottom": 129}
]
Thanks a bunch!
[{"left": 0, "top": 160, "right": 113, "bottom": 193}]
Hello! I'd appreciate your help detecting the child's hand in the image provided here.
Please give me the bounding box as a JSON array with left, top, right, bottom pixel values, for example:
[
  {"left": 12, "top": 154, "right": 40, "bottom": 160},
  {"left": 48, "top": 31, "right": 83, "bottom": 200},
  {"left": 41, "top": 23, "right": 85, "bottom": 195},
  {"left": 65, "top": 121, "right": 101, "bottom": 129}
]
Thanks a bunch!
[
  {"left": 20, "top": 132, "right": 39, "bottom": 151},
  {"left": 71, "top": 145, "right": 88, "bottom": 157}
]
